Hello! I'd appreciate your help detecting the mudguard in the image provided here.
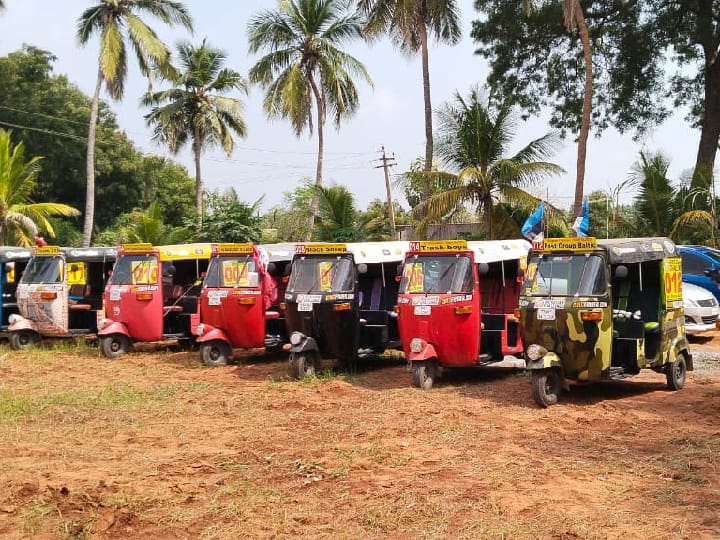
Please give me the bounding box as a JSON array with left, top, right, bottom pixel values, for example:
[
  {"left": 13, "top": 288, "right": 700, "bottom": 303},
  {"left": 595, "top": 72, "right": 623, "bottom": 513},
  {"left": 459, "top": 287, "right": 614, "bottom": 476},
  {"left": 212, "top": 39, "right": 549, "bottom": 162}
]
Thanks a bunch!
[
  {"left": 97, "top": 320, "right": 130, "bottom": 338},
  {"left": 290, "top": 335, "right": 319, "bottom": 354},
  {"left": 408, "top": 343, "right": 438, "bottom": 362},
  {"left": 525, "top": 351, "right": 563, "bottom": 370},
  {"left": 196, "top": 326, "right": 229, "bottom": 345},
  {"left": 8, "top": 317, "right": 38, "bottom": 333}
]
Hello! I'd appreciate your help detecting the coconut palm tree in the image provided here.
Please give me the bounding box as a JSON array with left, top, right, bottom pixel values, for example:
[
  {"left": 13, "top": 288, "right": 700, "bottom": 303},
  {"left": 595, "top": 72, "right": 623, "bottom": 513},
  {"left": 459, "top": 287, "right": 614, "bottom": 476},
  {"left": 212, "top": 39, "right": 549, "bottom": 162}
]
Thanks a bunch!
[
  {"left": 0, "top": 130, "right": 79, "bottom": 246},
  {"left": 359, "top": 0, "right": 461, "bottom": 172},
  {"left": 247, "top": 0, "right": 372, "bottom": 240},
  {"left": 115, "top": 201, "right": 190, "bottom": 245},
  {"left": 144, "top": 39, "right": 248, "bottom": 215},
  {"left": 315, "top": 184, "right": 361, "bottom": 241},
  {"left": 76, "top": 0, "right": 193, "bottom": 247},
  {"left": 409, "top": 87, "right": 564, "bottom": 239}
]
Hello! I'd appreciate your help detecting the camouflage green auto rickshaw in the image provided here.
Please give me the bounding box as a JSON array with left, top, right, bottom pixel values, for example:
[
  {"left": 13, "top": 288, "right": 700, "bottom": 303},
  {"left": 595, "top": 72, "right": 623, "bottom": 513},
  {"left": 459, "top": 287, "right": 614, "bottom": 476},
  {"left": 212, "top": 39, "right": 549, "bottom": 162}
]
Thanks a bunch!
[{"left": 519, "top": 237, "right": 692, "bottom": 407}]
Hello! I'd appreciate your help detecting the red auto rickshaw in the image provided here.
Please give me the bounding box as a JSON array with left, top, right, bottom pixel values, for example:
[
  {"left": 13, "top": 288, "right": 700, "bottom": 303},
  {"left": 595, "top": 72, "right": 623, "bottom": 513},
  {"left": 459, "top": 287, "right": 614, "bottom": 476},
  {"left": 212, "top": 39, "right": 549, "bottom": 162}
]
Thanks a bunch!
[
  {"left": 195, "top": 243, "right": 289, "bottom": 366},
  {"left": 397, "top": 239, "right": 529, "bottom": 389},
  {"left": 97, "top": 243, "right": 212, "bottom": 358}
]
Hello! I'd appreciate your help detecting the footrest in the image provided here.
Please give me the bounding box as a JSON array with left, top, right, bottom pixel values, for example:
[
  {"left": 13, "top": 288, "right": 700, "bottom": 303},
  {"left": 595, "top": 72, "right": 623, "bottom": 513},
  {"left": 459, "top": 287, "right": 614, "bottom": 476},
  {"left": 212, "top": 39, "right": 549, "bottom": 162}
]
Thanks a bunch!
[
  {"left": 70, "top": 304, "right": 92, "bottom": 311},
  {"left": 265, "top": 311, "right": 280, "bottom": 320},
  {"left": 163, "top": 305, "right": 183, "bottom": 313}
]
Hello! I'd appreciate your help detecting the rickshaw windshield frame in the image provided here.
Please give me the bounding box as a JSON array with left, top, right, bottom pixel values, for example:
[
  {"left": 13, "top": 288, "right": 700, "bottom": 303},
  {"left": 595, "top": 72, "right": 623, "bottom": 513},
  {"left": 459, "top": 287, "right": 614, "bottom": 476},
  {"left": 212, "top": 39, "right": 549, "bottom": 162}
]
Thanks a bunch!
[
  {"left": 400, "top": 254, "right": 474, "bottom": 294},
  {"left": 204, "top": 255, "right": 258, "bottom": 288},
  {"left": 524, "top": 253, "right": 606, "bottom": 297},
  {"left": 20, "top": 256, "right": 64, "bottom": 284},
  {"left": 108, "top": 254, "right": 159, "bottom": 285},
  {"left": 288, "top": 255, "right": 355, "bottom": 293}
]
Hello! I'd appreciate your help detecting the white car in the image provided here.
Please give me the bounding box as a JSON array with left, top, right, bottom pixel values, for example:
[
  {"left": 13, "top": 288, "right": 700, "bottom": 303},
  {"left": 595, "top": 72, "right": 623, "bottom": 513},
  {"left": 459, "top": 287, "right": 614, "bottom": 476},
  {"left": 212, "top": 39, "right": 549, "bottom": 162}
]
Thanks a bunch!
[{"left": 683, "top": 281, "right": 719, "bottom": 335}]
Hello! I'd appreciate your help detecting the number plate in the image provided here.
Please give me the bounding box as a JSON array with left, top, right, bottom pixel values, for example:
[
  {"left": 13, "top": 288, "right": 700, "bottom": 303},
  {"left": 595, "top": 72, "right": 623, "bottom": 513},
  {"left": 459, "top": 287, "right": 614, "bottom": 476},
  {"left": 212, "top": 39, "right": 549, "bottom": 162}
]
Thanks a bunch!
[
  {"left": 414, "top": 305, "right": 431, "bottom": 316},
  {"left": 110, "top": 289, "right": 121, "bottom": 301},
  {"left": 298, "top": 302, "right": 313, "bottom": 312},
  {"left": 536, "top": 307, "right": 556, "bottom": 320}
]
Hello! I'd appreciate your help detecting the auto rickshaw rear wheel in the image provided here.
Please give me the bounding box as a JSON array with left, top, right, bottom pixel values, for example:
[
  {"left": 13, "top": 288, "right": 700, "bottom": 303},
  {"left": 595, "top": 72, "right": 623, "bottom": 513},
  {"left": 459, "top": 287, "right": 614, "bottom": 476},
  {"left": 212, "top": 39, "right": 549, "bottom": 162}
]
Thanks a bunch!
[
  {"left": 411, "top": 360, "right": 437, "bottom": 390},
  {"left": 531, "top": 369, "right": 562, "bottom": 408},
  {"left": 100, "top": 334, "right": 130, "bottom": 359},
  {"left": 9, "top": 330, "right": 39, "bottom": 351},
  {"left": 201, "top": 340, "right": 232, "bottom": 367},
  {"left": 290, "top": 352, "right": 318, "bottom": 379},
  {"left": 666, "top": 354, "right": 687, "bottom": 391}
]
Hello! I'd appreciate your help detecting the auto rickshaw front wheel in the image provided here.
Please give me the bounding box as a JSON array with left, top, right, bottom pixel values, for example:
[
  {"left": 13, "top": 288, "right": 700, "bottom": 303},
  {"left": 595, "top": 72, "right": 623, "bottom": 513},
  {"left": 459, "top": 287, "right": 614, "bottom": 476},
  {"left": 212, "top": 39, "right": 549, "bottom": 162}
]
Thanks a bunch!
[
  {"left": 666, "top": 354, "right": 687, "bottom": 391},
  {"left": 9, "top": 330, "right": 39, "bottom": 351},
  {"left": 100, "top": 334, "right": 131, "bottom": 359},
  {"left": 290, "top": 351, "right": 319, "bottom": 379},
  {"left": 411, "top": 360, "right": 437, "bottom": 390},
  {"left": 200, "top": 340, "right": 232, "bottom": 367},
  {"left": 531, "top": 369, "right": 562, "bottom": 408}
]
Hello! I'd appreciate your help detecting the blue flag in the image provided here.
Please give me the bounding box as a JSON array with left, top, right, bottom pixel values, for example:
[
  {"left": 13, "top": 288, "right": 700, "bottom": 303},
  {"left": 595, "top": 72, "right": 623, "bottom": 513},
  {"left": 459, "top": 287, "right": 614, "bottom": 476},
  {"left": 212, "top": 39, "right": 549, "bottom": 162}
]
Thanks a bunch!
[
  {"left": 521, "top": 201, "right": 544, "bottom": 242},
  {"left": 572, "top": 199, "right": 590, "bottom": 237}
]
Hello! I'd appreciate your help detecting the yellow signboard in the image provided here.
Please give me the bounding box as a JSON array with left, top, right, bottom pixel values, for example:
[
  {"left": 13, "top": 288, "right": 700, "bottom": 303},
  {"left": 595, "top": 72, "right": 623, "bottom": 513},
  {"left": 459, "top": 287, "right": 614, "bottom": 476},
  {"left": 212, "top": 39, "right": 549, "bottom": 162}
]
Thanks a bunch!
[
  {"left": 539, "top": 237, "right": 598, "bottom": 252},
  {"left": 67, "top": 262, "right": 87, "bottom": 285},
  {"left": 409, "top": 240, "right": 468, "bottom": 252},
  {"left": 121, "top": 243, "right": 154, "bottom": 253},
  {"left": 131, "top": 260, "right": 159, "bottom": 285},
  {"left": 35, "top": 246, "right": 61, "bottom": 256},
  {"left": 215, "top": 243, "right": 253, "bottom": 255},
  {"left": 663, "top": 257, "right": 683, "bottom": 309},
  {"left": 221, "top": 259, "right": 250, "bottom": 287},
  {"left": 295, "top": 243, "right": 347, "bottom": 255}
]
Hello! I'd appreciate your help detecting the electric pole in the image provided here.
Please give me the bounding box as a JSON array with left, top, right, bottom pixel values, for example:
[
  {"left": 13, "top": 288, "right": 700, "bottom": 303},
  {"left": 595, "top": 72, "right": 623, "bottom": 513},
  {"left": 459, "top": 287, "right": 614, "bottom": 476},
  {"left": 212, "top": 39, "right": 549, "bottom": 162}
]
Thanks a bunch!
[{"left": 374, "top": 146, "right": 397, "bottom": 239}]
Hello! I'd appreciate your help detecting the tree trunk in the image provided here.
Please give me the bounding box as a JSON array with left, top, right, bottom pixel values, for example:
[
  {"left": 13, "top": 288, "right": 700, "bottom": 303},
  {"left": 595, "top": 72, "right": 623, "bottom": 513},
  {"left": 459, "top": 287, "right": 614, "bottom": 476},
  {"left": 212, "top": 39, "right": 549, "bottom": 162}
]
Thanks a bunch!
[
  {"left": 82, "top": 69, "right": 103, "bottom": 247},
  {"left": 193, "top": 126, "right": 203, "bottom": 217},
  {"left": 692, "top": 50, "right": 720, "bottom": 197},
  {"left": 420, "top": 20, "right": 433, "bottom": 172},
  {"left": 306, "top": 74, "right": 325, "bottom": 241},
  {"left": 573, "top": 0, "right": 593, "bottom": 217}
]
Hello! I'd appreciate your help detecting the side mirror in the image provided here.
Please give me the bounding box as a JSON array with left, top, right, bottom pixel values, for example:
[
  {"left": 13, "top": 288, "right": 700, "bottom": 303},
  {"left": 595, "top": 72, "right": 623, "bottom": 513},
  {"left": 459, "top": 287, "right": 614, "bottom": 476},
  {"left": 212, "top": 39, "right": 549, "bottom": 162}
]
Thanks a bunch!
[
  {"left": 396, "top": 264, "right": 403, "bottom": 276},
  {"left": 704, "top": 266, "right": 720, "bottom": 282},
  {"left": 247, "top": 272, "right": 259, "bottom": 288},
  {"left": 477, "top": 262, "right": 490, "bottom": 276},
  {"left": 357, "top": 263, "right": 368, "bottom": 275},
  {"left": 267, "top": 262, "right": 276, "bottom": 274},
  {"left": 614, "top": 265, "right": 628, "bottom": 279}
]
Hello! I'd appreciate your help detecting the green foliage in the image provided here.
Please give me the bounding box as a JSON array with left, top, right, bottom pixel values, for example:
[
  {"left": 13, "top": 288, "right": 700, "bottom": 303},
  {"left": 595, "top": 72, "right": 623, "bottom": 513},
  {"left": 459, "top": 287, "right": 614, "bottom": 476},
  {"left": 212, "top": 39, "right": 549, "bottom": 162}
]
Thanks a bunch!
[
  {"left": 189, "top": 189, "right": 262, "bottom": 243},
  {"left": 314, "top": 184, "right": 361, "bottom": 242},
  {"left": 261, "top": 181, "right": 315, "bottom": 241},
  {"left": 359, "top": 199, "right": 410, "bottom": 241},
  {"left": 98, "top": 201, "right": 191, "bottom": 246}
]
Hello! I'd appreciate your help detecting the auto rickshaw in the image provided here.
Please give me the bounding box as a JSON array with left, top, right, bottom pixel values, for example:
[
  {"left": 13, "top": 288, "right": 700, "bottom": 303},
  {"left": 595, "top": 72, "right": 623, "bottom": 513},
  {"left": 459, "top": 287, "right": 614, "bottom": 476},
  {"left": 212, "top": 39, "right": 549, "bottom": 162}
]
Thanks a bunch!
[
  {"left": 8, "top": 246, "right": 117, "bottom": 349},
  {"left": 397, "top": 239, "right": 530, "bottom": 389},
  {"left": 0, "top": 247, "right": 33, "bottom": 331},
  {"left": 195, "top": 243, "right": 289, "bottom": 366},
  {"left": 97, "top": 243, "right": 212, "bottom": 358},
  {"left": 518, "top": 237, "right": 692, "bottom": 407},
  {"left": 283, "top": 241, "right": 408, "bottom": 378}
]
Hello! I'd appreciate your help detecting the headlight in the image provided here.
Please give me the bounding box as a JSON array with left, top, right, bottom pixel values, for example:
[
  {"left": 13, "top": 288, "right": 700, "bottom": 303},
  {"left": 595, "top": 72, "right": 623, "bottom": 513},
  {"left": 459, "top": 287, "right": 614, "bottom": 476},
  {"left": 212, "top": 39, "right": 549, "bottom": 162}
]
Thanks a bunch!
[
  {"left": 195, "top": 323, "right": 205, "bottom": 336},
  {"left": 8, "top": 314, "right": 21, "bottom": 325},
  {"left": 526, "top": 344, "right": 548, "bottom": 361},
  {"left": 410, "top": 338, "right": 426, "bottom": 353},
  {"left": 97, "top": 318, "right": 110, "bottom": 330},
  {"left": 290, "top": 332, "right": 304, "bottom": 346}
]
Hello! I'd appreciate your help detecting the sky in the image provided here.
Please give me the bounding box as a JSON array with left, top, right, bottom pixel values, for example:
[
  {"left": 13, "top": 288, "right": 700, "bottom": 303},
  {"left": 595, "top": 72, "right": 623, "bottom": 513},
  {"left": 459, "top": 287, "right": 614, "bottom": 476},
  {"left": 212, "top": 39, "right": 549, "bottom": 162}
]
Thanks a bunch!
[{"left": 0, "top": 0, "right": 702, "bottom": 215}]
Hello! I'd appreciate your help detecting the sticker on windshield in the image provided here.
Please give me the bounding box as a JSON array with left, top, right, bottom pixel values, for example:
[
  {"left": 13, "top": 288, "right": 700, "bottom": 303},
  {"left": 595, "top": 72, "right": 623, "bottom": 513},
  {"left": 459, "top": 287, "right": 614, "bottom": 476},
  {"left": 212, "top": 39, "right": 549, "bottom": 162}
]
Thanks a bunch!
[
  {"left": 404, "top": 263, "right": 424, "bottom": 293},
  {"left": 222, "top": 259, "right": 250, "bottom": 287},
  {"left": 131, "top": 260, "right": 158, "bottom": 285},
  {"left": 318, "top": 261, "right": 334, "bottom": 292},
  {"left": 67, "top": 262, "right": 87, "bottom": 285}
]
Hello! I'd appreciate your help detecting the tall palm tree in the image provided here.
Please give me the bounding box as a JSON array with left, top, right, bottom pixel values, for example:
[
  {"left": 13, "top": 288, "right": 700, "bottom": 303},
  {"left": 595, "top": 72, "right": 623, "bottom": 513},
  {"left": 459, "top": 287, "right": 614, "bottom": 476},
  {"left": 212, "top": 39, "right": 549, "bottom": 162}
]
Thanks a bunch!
[
  {"left": 359, "top": 0, "right": 461, "bottom": 172},
  {"left": 410, "top": 87, "right": 564, "bottom": 239},
  {"left": 76, "top": 0, "right": 193, "bottom": 247},
  {"left": 144, "top": 39, "right": 248, "bottom": 215},
  {"left": 523, "top": 0, "right": 592, "bottom": 216},
  {"left": 0, "top": 130, "right": 79, "bottom": 246},
  {"left": 247, "top": 0, "right": 372, "bottom": 240}
]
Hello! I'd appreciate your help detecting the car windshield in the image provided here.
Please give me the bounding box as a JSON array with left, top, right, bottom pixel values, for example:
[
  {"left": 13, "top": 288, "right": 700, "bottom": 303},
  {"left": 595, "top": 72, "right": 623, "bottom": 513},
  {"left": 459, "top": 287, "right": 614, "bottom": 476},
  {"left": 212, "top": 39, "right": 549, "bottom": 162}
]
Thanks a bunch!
[
  {"left": 204, "top": 255, "right": 258, "bottom": 288},
  {"left": 109, "top": 254, "right": 159, "bottom": 285},
  {"left": 524, "top": 254, "right": 606, "bottom": 296},
  {"left": 21, "top": 256, "right": 63, "bottom": 284},
  {"left": 288, "top": 255, "right": 355, "bottom": 293},
  {"left": 701, "top": 248, "right": 720, "bottom": 265},
  {"left": 400, "top": 255, "right": 474, "bottom": 294}
]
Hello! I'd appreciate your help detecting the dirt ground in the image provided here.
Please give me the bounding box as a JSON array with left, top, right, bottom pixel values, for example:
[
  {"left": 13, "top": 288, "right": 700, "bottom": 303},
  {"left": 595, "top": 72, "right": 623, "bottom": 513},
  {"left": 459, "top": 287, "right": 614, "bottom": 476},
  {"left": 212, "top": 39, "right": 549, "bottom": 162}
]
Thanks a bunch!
[{"left": 0, "top": 335, "right": 719, "bottom": 540}]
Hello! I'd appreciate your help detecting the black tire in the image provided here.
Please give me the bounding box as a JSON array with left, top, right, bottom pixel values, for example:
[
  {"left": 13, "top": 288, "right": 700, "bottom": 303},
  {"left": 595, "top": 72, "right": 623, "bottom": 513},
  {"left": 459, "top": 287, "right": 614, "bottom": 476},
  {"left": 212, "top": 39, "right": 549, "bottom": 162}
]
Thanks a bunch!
[
  {"left": 290, "top": 352, "right": 317, "bottom": 379},
  {"left": 531, "top": 369, "right": 562, "bottom": 408},
  {"left": 100, "top": 334, "right": 130, "bottom": 359},
  {"left": 9, "top": 330, "right": 39, "bottom": 351},
  {"left": 411, "top": 360, "right": 437, "bottom": 390},
  {"left": 666, "top": 354, "right": 687, "bottom": 391},
  {"left": 200, "top": 340, "right": 232, "bottom": 367}
]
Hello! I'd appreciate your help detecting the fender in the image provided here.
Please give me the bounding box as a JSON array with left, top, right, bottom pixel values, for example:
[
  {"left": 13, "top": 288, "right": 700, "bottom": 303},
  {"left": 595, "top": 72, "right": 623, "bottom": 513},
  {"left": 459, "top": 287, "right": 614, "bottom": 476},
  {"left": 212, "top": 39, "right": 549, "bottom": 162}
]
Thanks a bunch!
[
  {"left": 525, "top": 351, "right": 563, "bottom": 370},
  {"left": 667, "top": 334, "right": 694, "bottom": 371},
  {"left": 97, "top": 320, "right": 130, "bottom": 338},
  {"left": 196, "top": 326, "right": 229, "bottom": 345},
  {"left": 290, "top": 335, "right": 319, "bottom": 354},
  {"left": 407, "top": 342, "right": 438, "bottom": 362},
  {"left": 8, "top": 316, "right": 38, "bottom": 333}
]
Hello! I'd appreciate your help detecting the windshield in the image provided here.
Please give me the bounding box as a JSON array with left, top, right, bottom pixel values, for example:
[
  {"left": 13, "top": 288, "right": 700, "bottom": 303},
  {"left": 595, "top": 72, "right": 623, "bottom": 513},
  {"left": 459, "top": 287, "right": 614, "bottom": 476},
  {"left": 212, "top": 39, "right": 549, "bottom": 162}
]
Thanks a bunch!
[
  {"left": 400, "top": 255, "right": 474, "bottom": 294},
  {"left": 701, "top": 248, "right": 720, "bottom": 265},
  {"left": 205, "top": 255, "right": 258, "bottom": 288},
  {"left": 109, "top": 254, "right": 159, "bottom": 285},
  {"left": 21, "top": 256, "right": 63, "bottom": 284},
  {"left": 288, "top": 256, "right": 355, "bottom": 293},
  {"left": 524, "top": 254, "right": 606, "bottom": 296}
]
